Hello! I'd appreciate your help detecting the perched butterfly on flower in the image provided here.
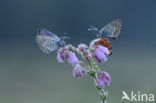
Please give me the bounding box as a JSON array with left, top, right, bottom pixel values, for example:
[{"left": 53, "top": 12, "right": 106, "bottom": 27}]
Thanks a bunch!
[
  {"left": 88, "top": 19, "right": 122, "bottom": 55},
  {"left": 88, "top": 19, "right": 122, "bottom": 39},
  {"left": 36, "top": 28, "right": 67, "bottom": 54}
]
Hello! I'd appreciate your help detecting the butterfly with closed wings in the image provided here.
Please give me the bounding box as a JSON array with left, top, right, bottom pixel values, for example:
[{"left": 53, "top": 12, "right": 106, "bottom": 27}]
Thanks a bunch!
[
  {"left": 88, "top": 19, "right": 122, "bottom": 39},
  {"left": 36, "top": 28, "right": 67, "bottom": 54},
  {"left": 88, "top": 19, "right": 122, "bottom": 55}
]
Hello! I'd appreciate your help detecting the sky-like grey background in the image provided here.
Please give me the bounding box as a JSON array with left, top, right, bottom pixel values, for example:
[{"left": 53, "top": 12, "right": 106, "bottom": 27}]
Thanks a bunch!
[{"left": 0, "top": 0, "right": 156, "bottom": 103}]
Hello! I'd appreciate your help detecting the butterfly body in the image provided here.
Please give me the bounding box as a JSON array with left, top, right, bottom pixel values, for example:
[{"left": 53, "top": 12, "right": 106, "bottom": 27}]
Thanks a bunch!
[{"left": 36, "top": 29, "right": 65, "bottom": 54}]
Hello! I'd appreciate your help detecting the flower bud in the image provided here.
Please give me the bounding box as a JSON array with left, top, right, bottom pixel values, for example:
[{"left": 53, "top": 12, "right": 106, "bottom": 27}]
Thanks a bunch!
[
  {"left": 93, "top": 45, "right": 110, "bottom": 63},
  {"left": 97, "top": 71, "right": 111, "bottom": 88},
  {"left": 84, "top": 50, "right": 92, "bottom": 60},
  {"left": 67, "top": 52, "right": 78, "bottom": 66},
  {"left": 77, "top": 43, "right": 88, "bottom": 52},
  {"left": 73, "top": 64, "right": 87, "bottom": 78},
  {"left": 57, "top": 46, "right": 68, "bottom": 63}
]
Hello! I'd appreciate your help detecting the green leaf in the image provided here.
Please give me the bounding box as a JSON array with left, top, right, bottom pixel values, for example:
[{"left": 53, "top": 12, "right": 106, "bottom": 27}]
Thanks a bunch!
[
  {"left": 104, "top": 95, "right": 107, "bottom": 101},
  {"left": 88, "top": 70, "right": 96, "bottom": 77},
  {"left": 99, "top": 93, "right": 103, "bottom": 100},
  {"left": 104, "top": 91, "right": 108, "bottom": 101},
  {"left": 96, "top": 86, "right": 102, "bottom": 91}
]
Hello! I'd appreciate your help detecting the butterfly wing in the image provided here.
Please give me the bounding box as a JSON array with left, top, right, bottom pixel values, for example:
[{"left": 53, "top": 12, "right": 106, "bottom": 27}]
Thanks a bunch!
[
  {"left": 37, "top": 28, "right": 60, "bottom": 38},
  {"left": 36, "top": 29, "right": 61, "bottom": 54},
  {"left": 100, "top": 19, "right": 122, "bottom": 39}
]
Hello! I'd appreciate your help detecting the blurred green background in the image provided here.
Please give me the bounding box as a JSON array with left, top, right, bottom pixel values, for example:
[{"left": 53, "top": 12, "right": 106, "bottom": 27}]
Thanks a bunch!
[{"left": 0, "top": 0, "right": 156, "bottom": 103}]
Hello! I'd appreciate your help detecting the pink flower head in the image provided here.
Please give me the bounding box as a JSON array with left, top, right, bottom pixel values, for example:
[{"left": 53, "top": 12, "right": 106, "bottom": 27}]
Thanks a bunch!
[
  {"left": 97, "top": 71, "right": 111, "bottom": 88},
  {"left": 98, "top": 45, "right": 110, "bottom": 55},
  {"left": 57, "top": 46, "right": 69, "bottom": 63},
  {"left": 67, "top": 52, "right": 78, "bottom": 66},
  {"left": 77, "top": 43, "right": 88, "bottom": 52},
  {"left": 84, "top": 50, "right": 92, "bottom": 60},
  {"left": 93, "top": 45, "right": 110, "bottom": 63},
  {"left": 73, "top": 64, "right": 87, "bottom": 78},
  {"left": 57, "top": 52, "right": 64, "bottom": 63}
]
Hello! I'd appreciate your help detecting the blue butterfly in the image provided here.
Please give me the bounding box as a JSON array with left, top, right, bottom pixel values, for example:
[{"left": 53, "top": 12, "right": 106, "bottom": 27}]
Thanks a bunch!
[
  {"left": 88, "top": 19, "right": 122, "bottom": 39},
  {"left": 36, "top": 28, "right": 67, "bottom": 54}
]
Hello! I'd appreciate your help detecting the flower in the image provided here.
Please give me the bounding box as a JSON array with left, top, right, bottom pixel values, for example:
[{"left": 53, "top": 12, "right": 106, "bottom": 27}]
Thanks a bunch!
[
  {"left": 84, "top": 50, "right": 92, "bottom": 60},
  {"left": 57, "top": 46, "right": 79, "bottom": 66},
  {"left": 77, "top": 43, "right": 88, "bottom": 52},
  {"left": 98, "top": 45, "right": 110, "bottom": 55},
  {"left": 89, "top": 38, "right": 101, "bottom": 49},
  {"left": 57, "top": 52, "right": 64, "bottom": 63},
  {"left": 93, "top": 45, "right": 110, "bottom": 63},
  {"left": 97, "top": 71, "right": 111, "bottom": 88},
  {"left": 73, "top": 64, "right": 87, "bottom": 78},
  {"left": 90, "top": 38, "right": 112, "bottom": 55},
  {"left": 77, "top": 43, "right": 92, "bottom": 60},
  {"left": 95, "top": 38, "right": 112, "bottom": 52},
  {"left": 67, "top": 52, "right": 78, "bottom": 66},
  {"left": 57, "top": 46, "right": 69, "bottom": 63}
]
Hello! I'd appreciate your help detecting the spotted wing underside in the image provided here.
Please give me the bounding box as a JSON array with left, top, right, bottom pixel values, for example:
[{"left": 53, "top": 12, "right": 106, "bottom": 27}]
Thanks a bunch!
[
  {"left": 36, "top": 29, "right": 61, "bottom": 54},
  {"left": 100, "top": 19, "right": 122, "bottom": 39}
]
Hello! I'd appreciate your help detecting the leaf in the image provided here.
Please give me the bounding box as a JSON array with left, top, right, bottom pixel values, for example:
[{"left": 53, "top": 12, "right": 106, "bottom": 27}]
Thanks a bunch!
[
  {"left": 88, "top": 70, "right": 96, "bottom": 77},
  {"left": 99, "top": 93, "right": 103, "bottom": 100},
  {"left": 96, "top": 86, "right": 102, "bottom": 91}
]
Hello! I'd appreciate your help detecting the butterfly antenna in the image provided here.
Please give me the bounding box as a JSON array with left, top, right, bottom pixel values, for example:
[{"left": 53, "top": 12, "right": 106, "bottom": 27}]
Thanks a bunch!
[
  {"left": 60, "top": 33, "right": 70, "bottom": 46},
  {"left": 63, "top": 36, "right": 70, "bottom": 39},
  {"left": 88, "top": 25, "right": 101, "bottom": 36},
  {"left": 62, "top": 33, "right": 70, "bottom": 39},
  {"left": 88, "top": 25, "right": 99, "bottom": 32}
]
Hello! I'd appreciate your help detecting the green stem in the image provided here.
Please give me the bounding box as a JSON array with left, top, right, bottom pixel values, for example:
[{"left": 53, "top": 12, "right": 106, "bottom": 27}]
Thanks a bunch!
[{"left": 87, "top": 60, "right": 106, "bottom": 103}]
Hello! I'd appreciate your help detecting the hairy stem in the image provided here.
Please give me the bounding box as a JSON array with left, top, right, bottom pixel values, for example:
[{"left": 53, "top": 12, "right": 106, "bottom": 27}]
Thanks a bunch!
[
  {"left": 93, "top": 76, "right": 105, "bottom": 103},
  {"left": 87, "top": 60, "right": 105, "bottom": 103}
]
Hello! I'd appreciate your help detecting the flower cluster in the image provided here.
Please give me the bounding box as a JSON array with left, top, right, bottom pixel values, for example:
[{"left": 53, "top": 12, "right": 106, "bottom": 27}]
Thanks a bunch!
[
  {"left": 73, "top": 64, "right": 87, "bottom": 78},
  {"left": 57, "top": 45, "right": 87, "bottom": 78},
  {"left": 57, "top": 46, "right": 78, "bottom": 66},
  {"left": 55, "top": 37, "right": 112, "bottom": 103},
  {"left": 77, "top": 43, "right": 92, "bottom": 60}
]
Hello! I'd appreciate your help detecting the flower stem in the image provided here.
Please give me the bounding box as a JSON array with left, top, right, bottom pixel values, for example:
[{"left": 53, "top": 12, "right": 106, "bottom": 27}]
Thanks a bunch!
[
  {"left": 93, "top": 76, "right": 105, "bottom": 103},
  {"left": 87, "top": 60, "right": 106, "bottom": 103}
]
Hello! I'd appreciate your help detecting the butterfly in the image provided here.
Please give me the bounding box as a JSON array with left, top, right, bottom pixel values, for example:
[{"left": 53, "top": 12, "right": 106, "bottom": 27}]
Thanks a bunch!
[
  {"left": 88, "top": 19, "right": 122, "bottom": 39},
  {"left": 36, "top": 28, "right": 67, "bottom": 54}
]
